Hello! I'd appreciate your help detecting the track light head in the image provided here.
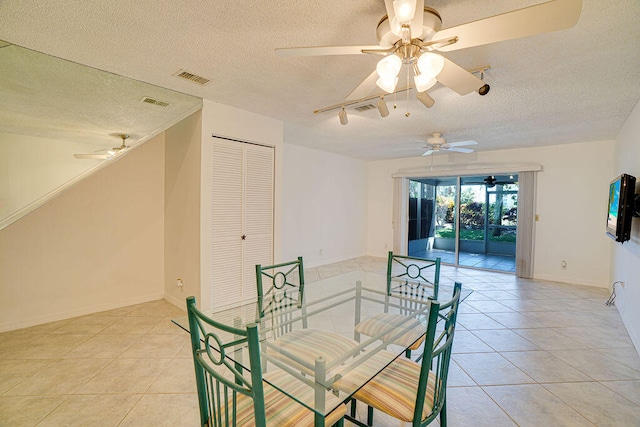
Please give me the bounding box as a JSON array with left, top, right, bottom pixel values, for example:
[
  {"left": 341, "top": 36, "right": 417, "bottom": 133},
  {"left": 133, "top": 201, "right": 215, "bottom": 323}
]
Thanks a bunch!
[
  {"left": 338, "top": 107, "right": 348, "bottom": 125},
  {"left": 377, "top": 98, "right": 390, "bottom": 117},
  {"left": 478, "top": 84, "right": 490, "bottom": 96},
  {"left": 417, "top": 91, "right": 435, "bottom": 108}
]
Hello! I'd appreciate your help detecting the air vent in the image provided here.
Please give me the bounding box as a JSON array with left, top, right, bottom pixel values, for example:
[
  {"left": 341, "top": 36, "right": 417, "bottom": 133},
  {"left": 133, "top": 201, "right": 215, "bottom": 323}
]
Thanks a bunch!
[
  {"left": 173, "top": 69, "right": 210, "bottom": 85},
  {"left": 354, "top": 104, "right": 376, "bottom": 112},
  {"left": 140, "top": 97, "right": 171, "bottom": 107}
]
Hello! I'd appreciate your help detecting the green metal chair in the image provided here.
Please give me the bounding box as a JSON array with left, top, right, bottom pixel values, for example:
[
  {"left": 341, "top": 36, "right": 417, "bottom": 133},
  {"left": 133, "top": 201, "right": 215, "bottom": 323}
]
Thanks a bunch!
[
  {"left": 340, "top": 282, "right": 462, "bottom": 427},
  {"left": 255, "top": 258, "right": 359, "bottom": 376},
  {"left": 386, "top": 251, "right": 441, "bottom": 298},
  {"left": 354, "top": 251, "right": 442, "bottom": 358},
  {"left": 186, "top": 296, "right": 346, "bottom": 426}
]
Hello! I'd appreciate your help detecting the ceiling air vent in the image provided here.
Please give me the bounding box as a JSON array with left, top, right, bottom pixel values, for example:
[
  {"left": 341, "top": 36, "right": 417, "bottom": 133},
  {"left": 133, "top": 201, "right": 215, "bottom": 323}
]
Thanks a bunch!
[
  {"left": 140, "top": 97, "right": 170, "bottom": 107},
  {"left": 354, "top": 104, "right": 376, "bottom": 112},
  {"left": 173, "top": 69, "right": 210, "bottom": 85}
]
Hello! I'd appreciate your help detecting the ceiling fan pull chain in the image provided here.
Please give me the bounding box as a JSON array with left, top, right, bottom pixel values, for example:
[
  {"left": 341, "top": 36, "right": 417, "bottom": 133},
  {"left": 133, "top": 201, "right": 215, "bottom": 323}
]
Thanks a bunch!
[{"left": 405, "top": 65, "right": 411, "bottom": 117}]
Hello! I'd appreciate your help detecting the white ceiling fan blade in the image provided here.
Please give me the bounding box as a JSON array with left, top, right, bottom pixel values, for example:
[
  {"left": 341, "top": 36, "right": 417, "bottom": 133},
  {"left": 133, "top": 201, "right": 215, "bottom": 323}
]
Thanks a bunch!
[
  {"left": 435, "top": 0, "right": 582, "bottom": 53},
  {"left": 422, "top": 150, "right": 435, "bottom": 156},
  {"left": 446, "top": 147, "right": 474, "bottom": 153},
  {"left": 448, "top": 140, "right": 478, "bottom": 147},
  {"left": 74, "top": 153, "right": 109, "bottom": 160},
  {"left": 409, "top": 0, "right": 425, "bottom": 36},
  {"left": 436, "top": 56, "right": 485, "bottom": 95},
  {"left": 345, "top": 70, "right": 379, "bottom": 101},
  {"left": 384, "top": 0, "right": 397, "bottom": 24},
  {"left": 275, "top": 45, "right": 384, "bottom": 57}
]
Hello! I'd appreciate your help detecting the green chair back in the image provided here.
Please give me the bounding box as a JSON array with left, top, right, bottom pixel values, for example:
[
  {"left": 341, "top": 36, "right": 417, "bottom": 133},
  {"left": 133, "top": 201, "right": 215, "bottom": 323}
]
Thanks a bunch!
[
  {"left": 387, "top": 251, "right": 441, "bottom": 302},
  {"left": 255, "top": 257, "right": 307, "bottom": 333},
  {"left": 186, "top": 296, "right": 267, "bottom": 427},
  {"left": 414, "top": 281, "right": 462, "bottom": 427}
]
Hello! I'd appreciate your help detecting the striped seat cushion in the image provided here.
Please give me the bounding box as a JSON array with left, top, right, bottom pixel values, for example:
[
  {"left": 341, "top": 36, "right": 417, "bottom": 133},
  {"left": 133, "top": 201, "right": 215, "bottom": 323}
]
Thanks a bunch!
[
  {"left": 335, "top": 350, "right": 436, "bottom": 423},
  {"left": 268, "top": 329, "right": 359, "bottom": 375},
  {"left": 228, "top": 370, "right": 346, "bottom": 426},
  {"left": 354, "top": 313, "right": 425, "bottom": 350}
]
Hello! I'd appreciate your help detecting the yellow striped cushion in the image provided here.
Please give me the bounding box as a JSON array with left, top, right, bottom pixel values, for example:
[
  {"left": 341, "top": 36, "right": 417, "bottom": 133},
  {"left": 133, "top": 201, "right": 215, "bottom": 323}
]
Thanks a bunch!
[
  {"left": 336, "top": 350, "right": 435, "bottom": 423},
  {"left": 229, "top": 370, "right": 346, "bottom": 426},
  {"left": 355, "top": 313, "right": 425, "bottom": 350},
  {"left": 268, "top": 329, "right": 359, "bottom": 375}
]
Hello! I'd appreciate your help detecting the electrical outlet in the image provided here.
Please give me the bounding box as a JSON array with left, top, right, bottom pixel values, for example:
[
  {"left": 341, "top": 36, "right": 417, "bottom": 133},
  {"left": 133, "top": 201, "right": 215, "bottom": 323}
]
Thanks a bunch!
[
  {"left": 561, "top": 260, "right": 567, "bottom": 270},
  {"left": 319, "top": 249, "right": 323, "bottom": 256},
  {"left": 177, "top": 278, "right": 184, "bottom": 291}
]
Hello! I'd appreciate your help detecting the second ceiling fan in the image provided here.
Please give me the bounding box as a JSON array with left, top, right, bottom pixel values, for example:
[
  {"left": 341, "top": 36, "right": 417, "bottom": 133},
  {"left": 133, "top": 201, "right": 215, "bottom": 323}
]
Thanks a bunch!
[{"left": 276, "top": 0, "right": 581, "bottom": 105}]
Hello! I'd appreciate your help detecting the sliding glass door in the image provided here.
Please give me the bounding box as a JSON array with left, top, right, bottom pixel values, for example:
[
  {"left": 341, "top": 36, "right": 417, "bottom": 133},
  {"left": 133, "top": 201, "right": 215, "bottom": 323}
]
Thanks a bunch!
[{"left": 408, "top": 174, "right": 518, "bottom": 273}]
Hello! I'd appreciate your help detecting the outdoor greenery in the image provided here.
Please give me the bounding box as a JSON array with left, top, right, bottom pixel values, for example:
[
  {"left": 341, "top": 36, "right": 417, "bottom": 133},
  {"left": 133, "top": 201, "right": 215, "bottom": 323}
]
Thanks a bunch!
[{"left": 435, "top": 227, "right": 517, "bottom": 243}]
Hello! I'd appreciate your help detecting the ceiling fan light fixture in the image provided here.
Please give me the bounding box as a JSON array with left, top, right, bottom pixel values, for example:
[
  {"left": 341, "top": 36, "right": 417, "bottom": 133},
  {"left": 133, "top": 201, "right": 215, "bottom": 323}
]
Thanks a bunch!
[
  {"left": 414, "top": 74, "right": 437, "bottom": 92},
  {"left": 377, "top": 98, "right": 390, "bottom": 117},
  {"left": 376, "top": 55, "right": 402, "bottom": 79},
  {"left": 393, "top": 0, "right": 416, "bottom": 23},
  {"left": 417, "top": 53, "right": 444, "bottom": 79},
  {"left": 376, "top": 76, "right": 399, "bottom": 93},
  {"left": 338, "top": 107, "right": 348, "bottom": 125},
  {"left": 417, "top": 91, "right": 435, "bottom": 108}
]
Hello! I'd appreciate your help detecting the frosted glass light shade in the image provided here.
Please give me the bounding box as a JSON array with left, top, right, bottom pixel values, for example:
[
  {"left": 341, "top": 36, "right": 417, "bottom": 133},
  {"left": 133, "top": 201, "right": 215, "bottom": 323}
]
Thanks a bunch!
[
  {"left": 417, "top": 53, "right": 444, "bottom": 79},
  {"left": 376, "top": 76, "right": 399, "bottom": 93},
  {"left": 414, "top": 74, "right": 437, "bottom": 92},
  {"left": 376, "top": 55, "right": 402, "bottom": 79},
  {"left": 393, "top": 0, "right": 416, "bottom": 22}
]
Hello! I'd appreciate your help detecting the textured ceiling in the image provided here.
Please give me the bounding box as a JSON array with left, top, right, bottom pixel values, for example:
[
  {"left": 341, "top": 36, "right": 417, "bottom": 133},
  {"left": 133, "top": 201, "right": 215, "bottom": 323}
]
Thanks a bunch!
[{"left": 0, "top": 0, "right": 638, "bottom": 160}]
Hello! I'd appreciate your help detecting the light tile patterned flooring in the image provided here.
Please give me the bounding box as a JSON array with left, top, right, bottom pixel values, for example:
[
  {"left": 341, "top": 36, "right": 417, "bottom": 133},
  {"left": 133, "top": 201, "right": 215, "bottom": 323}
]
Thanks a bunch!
[
  {"left": 411, "top": 248, "right": 516, "bottom": 273},
  {"left": 1, "top": 256, "right": 640, "bottom": 426}
]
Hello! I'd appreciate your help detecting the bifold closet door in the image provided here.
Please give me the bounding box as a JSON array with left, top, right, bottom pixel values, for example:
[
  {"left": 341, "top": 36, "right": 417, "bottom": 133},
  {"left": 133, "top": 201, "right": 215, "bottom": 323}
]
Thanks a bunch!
[{"left": 209, "top": 137, "right": 274, "bottom": 308}]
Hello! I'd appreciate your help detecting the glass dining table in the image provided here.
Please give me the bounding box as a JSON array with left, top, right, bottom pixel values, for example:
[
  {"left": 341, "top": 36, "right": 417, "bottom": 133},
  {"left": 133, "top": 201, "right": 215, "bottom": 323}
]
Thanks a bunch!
[{"left": 172, "top": 270, "right": 471, "bottom": 426}]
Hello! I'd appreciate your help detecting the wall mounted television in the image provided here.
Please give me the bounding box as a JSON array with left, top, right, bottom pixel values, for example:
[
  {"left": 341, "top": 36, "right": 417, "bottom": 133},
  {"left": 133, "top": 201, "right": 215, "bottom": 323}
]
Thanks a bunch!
[{"left": 606, "top": 173, "right": 636, "bottom": 243}]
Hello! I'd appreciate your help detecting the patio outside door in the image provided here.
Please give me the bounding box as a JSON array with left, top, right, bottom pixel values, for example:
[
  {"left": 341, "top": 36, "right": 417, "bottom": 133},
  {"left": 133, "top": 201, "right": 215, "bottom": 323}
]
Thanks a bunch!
[{"left": 407, "top": 174, "right": 518, "bottom": 273}]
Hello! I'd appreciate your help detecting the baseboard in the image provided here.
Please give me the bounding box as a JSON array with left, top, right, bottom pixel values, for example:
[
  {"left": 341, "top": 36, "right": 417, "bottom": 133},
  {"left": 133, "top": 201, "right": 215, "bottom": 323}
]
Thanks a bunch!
[
  {"left": 533, "top": 273, "right": 608, "bottom": 289},
  {"left": 164, "top": 293, "right": 188, "bottom": 311},
  {"left": 621, "top": 311, "right": 640, "bottom": 355},
  {"left": 0, "top": 292, "right": 165, "bottom": 333}
]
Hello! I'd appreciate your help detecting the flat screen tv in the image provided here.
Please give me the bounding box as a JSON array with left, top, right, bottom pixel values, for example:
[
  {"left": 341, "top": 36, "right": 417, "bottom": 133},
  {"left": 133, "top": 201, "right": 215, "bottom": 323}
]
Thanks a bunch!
[{"left": 606, "top": 173, "right": 636, "bottom": 243}]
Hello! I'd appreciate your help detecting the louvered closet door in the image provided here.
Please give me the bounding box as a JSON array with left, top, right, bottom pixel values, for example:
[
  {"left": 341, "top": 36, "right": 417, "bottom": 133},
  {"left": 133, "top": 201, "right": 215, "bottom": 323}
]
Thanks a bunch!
[
  {"left": 242, "top": 143, "right": 274, "bottom": 300},
  {"left": 210, "top": 137, "right": 274, "bottom": 308}
]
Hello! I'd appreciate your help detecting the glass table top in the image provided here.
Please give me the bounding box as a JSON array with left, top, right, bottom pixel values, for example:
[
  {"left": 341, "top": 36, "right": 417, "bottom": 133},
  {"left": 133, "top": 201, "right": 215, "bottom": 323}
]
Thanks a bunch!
[{"left": 172, "top": 270, "right": 471, "bottom": 420}]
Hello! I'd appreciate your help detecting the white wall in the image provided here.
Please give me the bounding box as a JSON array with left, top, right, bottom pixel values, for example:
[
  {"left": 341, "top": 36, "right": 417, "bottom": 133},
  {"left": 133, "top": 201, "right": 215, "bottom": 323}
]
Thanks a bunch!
[
  {"left": 281, "top": 143, "right": 368, "bottom": 267},
  {"left": 164, "top": 111, "right": 202, "bottom": 309},
  {"left": 0, "top": 132, "right": 108, "bottom": 223},
  {"left": 0, "top": 134, "right": 165, "bottom": 331},
  {"left": 367, "top": 140, "right": 614, "bottom": 287},
  {"left": 611, "top": 99, "right": 640, "bottom": 351}
]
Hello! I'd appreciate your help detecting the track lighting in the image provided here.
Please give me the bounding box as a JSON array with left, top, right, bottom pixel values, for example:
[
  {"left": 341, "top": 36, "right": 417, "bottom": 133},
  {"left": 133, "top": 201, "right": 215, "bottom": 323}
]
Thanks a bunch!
[
  {"left": 377, "top": 98, "right": 390, "bottom": 117},
  {"left": 417, "top": 91, "right": 435, "bottom": 108},
  {"left": 476, "top": 70, "right": 491, "bottom": 95},
  {"left": 338, "top": 107, "right": 348, "bottom": 125}
]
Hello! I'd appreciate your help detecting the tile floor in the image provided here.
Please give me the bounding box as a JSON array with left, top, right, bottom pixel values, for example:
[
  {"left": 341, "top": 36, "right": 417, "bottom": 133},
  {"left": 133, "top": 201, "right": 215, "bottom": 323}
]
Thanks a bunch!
[
  {"left": 410, "top": 249, "right": 516, "bottom": 273},
  {"left": 1, "top": 256, "right": 639, "bottom": 426}
]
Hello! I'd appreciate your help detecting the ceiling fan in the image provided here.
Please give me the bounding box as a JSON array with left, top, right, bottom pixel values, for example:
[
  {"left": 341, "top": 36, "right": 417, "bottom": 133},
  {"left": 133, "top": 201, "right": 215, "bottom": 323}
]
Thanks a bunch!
[
  {"left": 419, "top": 133, "right": 476, "bottom": 156},
  {"left": 276, "top": 0, "right": 581, "bottom": 105},
  {"left": 466, "top": 175, "right": 516, "bottom": 188},
  {"left": 74, "top": 134, "right": 130, "bottom": 160}
]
